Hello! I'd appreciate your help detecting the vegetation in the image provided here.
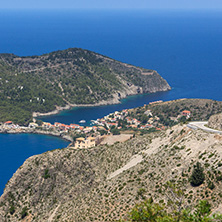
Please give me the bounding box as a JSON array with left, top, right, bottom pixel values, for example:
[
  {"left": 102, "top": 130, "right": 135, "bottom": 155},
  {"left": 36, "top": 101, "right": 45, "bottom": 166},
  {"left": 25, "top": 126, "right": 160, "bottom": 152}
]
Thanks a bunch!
[
  {"left": 9, "top": 205, "right": 15, "bottom": 215},
  {"left": 111, "top": 128, "right": 121, "bottom": 135},
  {"left": 128, "top": 99, "right": 222, "bottom": 128},
  {"left": 122, "top": 198, "right": 222, "bottom": 222},
  {"left": 72, "top": 133, "right": 86, "bottom": 141},
  {"left": 190, "top": 162, "right": 205, "bottom": 187},
  {"left": 0, "top": 48, "right": 170, "bottom": 124},
  {"left": 43, "top": 169, "right": 50, "bottom": 179},
  {"left": 20, "top": 206, "right": 28, "bottom": 219}
]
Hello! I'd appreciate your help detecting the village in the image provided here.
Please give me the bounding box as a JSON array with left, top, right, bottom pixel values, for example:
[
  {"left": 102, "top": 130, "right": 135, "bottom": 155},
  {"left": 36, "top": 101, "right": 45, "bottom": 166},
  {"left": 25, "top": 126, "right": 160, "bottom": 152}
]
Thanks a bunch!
[{"left": 0, "top": 101, "right": 191, "bottom": 149}]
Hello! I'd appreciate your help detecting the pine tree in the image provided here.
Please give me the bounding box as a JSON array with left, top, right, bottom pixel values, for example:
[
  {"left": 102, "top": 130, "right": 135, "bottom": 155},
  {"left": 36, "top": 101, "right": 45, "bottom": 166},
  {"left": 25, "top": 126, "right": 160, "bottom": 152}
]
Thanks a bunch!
[{"left": 190, "top": 162, "right": 205, "bottom": 187}]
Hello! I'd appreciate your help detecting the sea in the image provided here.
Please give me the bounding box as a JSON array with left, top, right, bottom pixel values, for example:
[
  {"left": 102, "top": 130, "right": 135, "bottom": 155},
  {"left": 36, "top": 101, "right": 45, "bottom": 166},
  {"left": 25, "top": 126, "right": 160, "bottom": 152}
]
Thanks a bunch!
[{"left": 0, "top": 9, "right": 222, "bottom": 194}]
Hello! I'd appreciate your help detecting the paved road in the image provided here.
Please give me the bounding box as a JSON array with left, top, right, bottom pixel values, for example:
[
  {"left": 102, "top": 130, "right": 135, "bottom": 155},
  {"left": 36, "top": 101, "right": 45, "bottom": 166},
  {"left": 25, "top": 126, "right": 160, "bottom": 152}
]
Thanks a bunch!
[{"left": 187, "top": 121, "right": 222, "bottom": 134}]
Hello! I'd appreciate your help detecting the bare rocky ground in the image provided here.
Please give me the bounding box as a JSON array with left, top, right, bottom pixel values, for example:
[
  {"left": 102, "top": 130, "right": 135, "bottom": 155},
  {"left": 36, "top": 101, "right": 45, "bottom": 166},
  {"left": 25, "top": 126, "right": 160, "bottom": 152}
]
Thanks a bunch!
[
  {"left": 100, "top": 134, "right": 133, "bottom": 145},
  {"left": 0, "top": 124, "right": 222, "bottom": 221}
]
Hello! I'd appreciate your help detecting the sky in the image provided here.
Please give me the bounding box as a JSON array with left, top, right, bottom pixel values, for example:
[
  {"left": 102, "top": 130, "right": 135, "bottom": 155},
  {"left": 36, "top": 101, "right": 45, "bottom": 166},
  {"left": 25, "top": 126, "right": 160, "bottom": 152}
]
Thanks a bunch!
[{"left": 1, "top": 0, "right": 222, "bottom": 10}]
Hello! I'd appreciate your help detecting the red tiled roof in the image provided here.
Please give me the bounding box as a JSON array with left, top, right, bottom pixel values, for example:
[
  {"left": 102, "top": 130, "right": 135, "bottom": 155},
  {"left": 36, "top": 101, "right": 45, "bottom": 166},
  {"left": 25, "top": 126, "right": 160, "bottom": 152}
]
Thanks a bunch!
[
  {"left": 5, "top": 121, "right": 12, "bottom": 124},
  {"left": 70, "top": 124, "right": 80, "bottom": 127},
  {"left": 182, "top": 110, "right": 191, "bottom": 114}
]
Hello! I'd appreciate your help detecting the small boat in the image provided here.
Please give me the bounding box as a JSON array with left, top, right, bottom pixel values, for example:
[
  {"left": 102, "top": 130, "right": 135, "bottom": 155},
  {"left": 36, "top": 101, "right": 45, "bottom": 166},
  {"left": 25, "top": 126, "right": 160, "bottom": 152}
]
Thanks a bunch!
[{"left": 79, "top": 120, "right": 86, "bottom": 123}]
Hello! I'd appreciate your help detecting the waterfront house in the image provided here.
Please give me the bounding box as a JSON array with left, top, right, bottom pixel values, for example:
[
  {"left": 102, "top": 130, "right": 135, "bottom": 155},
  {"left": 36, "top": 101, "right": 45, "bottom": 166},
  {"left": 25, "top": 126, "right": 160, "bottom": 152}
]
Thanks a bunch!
[
  {"left": 4, "top": 121, "right": 12, "bottom": 125},
  {"left": 4, "top": 121, "right": 15, "bottom": 129},
  {"left": 42, "top": 122, "right": 52, "bottom": 129},
  {"left": 28, "top": 122, "right": 39, "bottom": 128},
  {"left": 70, "top": 124, "right": 80, "bottom": 129}
]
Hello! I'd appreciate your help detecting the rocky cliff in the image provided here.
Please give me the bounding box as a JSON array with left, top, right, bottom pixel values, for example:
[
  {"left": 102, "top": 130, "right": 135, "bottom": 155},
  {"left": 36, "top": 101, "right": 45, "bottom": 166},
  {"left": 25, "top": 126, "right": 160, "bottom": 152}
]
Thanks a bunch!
[{"left": 1, "top": 123, "right": 222, "bottom": 221}]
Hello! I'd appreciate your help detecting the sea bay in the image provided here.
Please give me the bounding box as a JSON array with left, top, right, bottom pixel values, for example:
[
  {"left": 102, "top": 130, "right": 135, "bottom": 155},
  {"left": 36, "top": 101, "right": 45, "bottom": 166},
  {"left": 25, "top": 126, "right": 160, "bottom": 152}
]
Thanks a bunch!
[
  {"left": 0, "top": 134, "right": 69, "bottom": 194},
  {"left": 0, "top": 9, "right": 222, "bottom": 193}
]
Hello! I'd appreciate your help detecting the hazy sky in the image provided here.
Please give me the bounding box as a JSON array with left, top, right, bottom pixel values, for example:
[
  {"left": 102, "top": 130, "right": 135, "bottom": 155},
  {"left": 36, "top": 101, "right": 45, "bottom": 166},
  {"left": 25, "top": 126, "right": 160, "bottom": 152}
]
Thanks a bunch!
[{"left": 1, "top": 0, "right": 222, "bottom": 9}]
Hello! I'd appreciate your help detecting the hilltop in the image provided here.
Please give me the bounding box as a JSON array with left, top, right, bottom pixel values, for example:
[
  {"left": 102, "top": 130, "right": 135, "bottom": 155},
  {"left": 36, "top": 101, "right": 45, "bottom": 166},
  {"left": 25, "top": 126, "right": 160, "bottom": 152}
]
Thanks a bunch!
[
  {"left": 0, "top": 48, "right": 170, "bottom": 125},
  {"left": 1, "top": 104, "right": 222, "bottom": 220}
]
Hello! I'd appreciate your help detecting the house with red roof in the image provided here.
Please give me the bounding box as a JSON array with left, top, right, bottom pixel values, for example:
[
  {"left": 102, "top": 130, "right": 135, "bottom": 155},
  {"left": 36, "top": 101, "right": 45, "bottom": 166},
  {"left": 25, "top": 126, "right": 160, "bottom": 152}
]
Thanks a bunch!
[
  {"left": 4, "top": 121, "right": 12, "bottom": 125},
  {"left": 70, "top": 124, "right": 80, "bottom": 129},
  {"left": 107, "top": 122, "right": 118, "bottom": 128},
  {"left": 42, "top": 122, "right": 52, "bottom": 129},
  {"left": 182, "top": 110, "right": 191, "bottom": 118}
]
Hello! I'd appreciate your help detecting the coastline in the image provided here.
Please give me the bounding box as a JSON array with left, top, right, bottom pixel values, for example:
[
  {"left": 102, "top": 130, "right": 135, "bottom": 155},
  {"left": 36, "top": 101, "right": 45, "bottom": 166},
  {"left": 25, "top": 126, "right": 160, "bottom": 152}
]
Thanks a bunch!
[
  {"left": 33, "top": 96, "right": 121, "bottom": 118},
  {"left": 0, "top": 128, "right": 73, "bottom": 142},
  {"left": 4, "top": 89, "right": 171, "bottom": 143},
  {"left": 32, "top": 88, "right": 171, "bottom": 118}
]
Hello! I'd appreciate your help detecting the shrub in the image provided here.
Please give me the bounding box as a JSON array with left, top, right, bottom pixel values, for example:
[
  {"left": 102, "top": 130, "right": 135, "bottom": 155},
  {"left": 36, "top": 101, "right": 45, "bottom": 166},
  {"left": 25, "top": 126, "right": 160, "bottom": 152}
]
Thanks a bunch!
[
  {"left": 20, "top": 206, "right": 28, "bottom": 219},
  {"left": 190, "top": 162, "right": 205, "bottom": 187},
  {"left": 127, "top": 198, "right": 220, "bottom": 222},
  {"left": 111, "top": 128, "right": 120, "bottom": 135},
  {"left": 207, "top": 181, "right": 215, "bottom": 190},
  {"left": 43, "top": 169, "right": 50, "bottom": 179},
  {"left": 9, "top": 205, "right": 15, "bottom": 215}
]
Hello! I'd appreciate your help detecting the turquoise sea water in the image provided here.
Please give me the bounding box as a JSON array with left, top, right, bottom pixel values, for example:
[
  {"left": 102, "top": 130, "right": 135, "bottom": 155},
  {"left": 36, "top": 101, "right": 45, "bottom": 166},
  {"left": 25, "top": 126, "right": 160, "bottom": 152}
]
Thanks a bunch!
[{"left": 0, "top": 9, "right": 222, "bottom": 193}]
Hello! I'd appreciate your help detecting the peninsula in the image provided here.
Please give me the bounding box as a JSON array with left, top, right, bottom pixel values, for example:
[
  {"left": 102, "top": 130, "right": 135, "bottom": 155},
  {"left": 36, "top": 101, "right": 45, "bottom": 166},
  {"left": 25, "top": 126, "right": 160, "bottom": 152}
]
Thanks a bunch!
[{"left": 0, "top": 48, "right": 170, "bottom": 125}]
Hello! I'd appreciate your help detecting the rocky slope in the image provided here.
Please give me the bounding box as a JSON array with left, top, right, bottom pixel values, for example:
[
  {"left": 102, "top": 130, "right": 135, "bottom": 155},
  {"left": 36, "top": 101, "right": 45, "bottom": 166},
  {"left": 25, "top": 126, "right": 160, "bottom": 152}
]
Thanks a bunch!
[
  {"left": 1, "top": 123, "right": 222, "bottom": 221},
  {"left": 0, "top": 48, "right": 170, "bottom": 124},
  {"left": 208, "top": 113, "right": 222, "bottom": 130}
]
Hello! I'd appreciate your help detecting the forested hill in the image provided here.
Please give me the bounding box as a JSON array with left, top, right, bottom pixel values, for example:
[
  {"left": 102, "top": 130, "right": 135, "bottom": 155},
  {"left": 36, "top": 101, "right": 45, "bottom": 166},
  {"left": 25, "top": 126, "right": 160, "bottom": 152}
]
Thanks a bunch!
[{"left": 0, "top": 48, "right": 171, "bottom": 124}]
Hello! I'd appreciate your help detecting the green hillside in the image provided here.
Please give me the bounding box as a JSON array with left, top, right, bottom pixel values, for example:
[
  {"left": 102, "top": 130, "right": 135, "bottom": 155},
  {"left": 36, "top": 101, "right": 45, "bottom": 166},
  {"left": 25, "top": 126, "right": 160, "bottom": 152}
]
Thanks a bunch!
[{"left": 0, "top": 48, "right": 170, "bottom": 125}]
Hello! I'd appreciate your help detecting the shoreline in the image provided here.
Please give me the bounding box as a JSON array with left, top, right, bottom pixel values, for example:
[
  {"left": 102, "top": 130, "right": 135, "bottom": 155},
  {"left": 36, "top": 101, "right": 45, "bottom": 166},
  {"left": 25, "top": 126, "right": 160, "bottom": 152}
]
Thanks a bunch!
[
  {"left": 33, "top": 89, "right": 171, "bottom": 118},
  {"left": 0, "top": 129, "right": 73, "bottom": 142},
  {"left": 6, "top": 90, "right": 171, "bottom": 142},
  {"left": 33, "top": 96, "right": 121, "bottom": 118}
]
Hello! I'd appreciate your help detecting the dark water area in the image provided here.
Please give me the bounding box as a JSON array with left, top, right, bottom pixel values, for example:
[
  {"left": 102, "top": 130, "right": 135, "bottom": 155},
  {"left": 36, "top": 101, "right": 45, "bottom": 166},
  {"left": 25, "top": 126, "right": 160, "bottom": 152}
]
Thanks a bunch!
[{"left": 0, "top": 9, "right": 222, "bottom": 193}]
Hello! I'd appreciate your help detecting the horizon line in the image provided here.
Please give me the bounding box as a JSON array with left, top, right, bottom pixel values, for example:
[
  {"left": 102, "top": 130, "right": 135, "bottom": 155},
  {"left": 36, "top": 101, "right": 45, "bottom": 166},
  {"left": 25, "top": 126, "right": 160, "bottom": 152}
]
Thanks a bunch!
[{"left": 0, "top": 8, "right": 222, "bottom": 11}]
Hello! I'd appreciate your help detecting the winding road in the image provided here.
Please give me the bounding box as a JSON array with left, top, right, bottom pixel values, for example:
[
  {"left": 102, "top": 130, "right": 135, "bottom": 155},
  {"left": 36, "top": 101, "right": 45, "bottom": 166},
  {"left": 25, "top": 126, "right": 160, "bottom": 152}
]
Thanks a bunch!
[{"left": 187, "top": 121, "right": 222, "bottom": 134}]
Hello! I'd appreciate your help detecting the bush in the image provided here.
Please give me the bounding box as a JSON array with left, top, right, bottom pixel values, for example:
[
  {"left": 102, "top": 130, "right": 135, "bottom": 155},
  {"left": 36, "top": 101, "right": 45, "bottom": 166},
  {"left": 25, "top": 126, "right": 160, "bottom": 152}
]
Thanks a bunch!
[
  {"left": 207, "top": 181, "right": 215, "bottom": 190},
  {"left": 111, "top": 128, "right": 120, "bottom": 135},
  {"left": 9, "top": 205, "right": 15, "bottom": 215},
  {"left": 190, "top": 162, "right": 205, "bottom": 187},
  {"left": 126, "top": 198, "right": 220, "bottom": 222},
  {"left": 43, "top": 169, "right": 50, "bottom": 179},
  {"left": 20, "top": 206, "right": 28, "bottom": 219}
]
